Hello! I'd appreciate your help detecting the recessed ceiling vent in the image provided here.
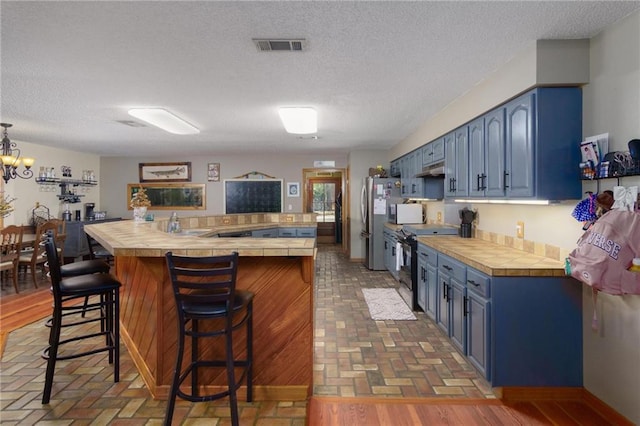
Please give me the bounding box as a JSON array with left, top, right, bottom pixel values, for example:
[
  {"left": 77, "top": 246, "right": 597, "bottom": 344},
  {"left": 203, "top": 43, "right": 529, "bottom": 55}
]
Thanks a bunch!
[
  {"left": 253, "top": 38, "right": 307, "bottom": 52},
  {"left": 116, "top": 120, "right": 147, "bottom": 127}
]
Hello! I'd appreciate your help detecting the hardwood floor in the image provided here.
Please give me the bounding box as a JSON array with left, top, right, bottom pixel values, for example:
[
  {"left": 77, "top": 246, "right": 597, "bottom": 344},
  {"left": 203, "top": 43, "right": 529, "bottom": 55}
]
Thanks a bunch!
[{"left": 308, "top": 396, "right": 628, "bottom": 425}]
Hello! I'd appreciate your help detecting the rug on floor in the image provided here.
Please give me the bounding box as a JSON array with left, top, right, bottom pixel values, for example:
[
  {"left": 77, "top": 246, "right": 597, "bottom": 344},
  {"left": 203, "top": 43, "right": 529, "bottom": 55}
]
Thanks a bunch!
[{"left": 362, "top": 288, "right": 416, "bottom": 320}]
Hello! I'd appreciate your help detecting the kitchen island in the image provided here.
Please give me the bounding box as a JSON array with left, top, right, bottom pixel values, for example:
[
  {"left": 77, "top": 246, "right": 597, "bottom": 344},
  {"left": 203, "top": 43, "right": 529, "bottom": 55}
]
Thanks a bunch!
[{"left": 84, "top": 213, "right": 317, "bottom": 401}]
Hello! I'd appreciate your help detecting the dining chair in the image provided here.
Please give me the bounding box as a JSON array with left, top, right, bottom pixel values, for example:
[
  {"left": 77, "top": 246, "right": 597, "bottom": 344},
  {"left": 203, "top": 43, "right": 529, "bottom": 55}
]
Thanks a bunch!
[
  {"left": 18, "top": 220, "right": 60, "bottom": 288},
  {"left": 1, "top": 225, "right": 24, "bottom": 293}
]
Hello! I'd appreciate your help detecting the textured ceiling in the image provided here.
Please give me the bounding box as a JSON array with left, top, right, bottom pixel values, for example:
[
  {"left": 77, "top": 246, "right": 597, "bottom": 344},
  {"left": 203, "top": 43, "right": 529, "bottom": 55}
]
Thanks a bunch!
[{"left": 1, "top": 1, "right": 639, "bottom": 157}]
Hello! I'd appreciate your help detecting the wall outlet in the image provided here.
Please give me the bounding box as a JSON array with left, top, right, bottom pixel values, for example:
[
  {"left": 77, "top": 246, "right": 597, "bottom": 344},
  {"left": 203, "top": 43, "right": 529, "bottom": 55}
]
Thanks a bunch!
[
  {"left": 516, "top": 221, "right": 525, "bottom": 239},
  {"left": 437, "top": 212, "right": 442, "bottom": 223}
]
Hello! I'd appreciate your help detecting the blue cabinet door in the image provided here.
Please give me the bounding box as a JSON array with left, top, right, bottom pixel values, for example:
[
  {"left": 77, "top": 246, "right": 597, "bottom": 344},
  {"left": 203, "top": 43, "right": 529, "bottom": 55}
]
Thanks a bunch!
[
  {"left": 451, "top": 277, "right": 467, "bottom": 354},
  {"left": 422, "top": 143, "right": 434, "bottom": 167},
  {"left": 432, "top": 138, "right": 445, "bottom": 163},
  {"left": 417, "top": 253, "right": 427, "bottom": 311},
  {"left": 426, "top": 263, "right": 438, "bottom": 320},
  {"left": 505, "top": 92, "right": 535, "bottom": 197},
  {"left": 467, "top": 290, "right": 491, "bottom": 380},
  {"left": 468, "top": 117, "right": 485, "bottom": 197},
  {"left": 454, "top": 126, "right": 469, "bottom": 197},
  {"left": 436, "top": 271, "right": 450, "bottom": 334},
  {"left": 485, "top": 107, "right": 506, "bottom": 198},
  {"left": 443, "top": 131, "right": 456, "bottom": 197}
]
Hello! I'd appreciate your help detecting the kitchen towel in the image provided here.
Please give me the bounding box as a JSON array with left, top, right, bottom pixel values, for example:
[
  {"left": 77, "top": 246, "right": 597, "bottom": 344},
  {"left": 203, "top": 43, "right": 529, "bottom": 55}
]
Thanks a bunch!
[{"left": 395, "top": 242, "right": 403, "bottom": 271}]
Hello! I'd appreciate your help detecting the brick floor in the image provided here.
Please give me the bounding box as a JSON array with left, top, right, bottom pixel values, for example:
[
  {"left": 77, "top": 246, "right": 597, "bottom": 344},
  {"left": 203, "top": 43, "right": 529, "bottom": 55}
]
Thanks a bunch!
[{"left": 1, "top": 244, "right": 493, "bottom": 424}]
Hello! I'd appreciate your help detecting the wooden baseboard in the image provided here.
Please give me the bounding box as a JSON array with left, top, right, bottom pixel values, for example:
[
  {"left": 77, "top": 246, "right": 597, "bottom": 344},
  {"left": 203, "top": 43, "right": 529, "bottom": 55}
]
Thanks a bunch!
[{"left": 495, "top": 386, "right": 583, "bottom": 401}]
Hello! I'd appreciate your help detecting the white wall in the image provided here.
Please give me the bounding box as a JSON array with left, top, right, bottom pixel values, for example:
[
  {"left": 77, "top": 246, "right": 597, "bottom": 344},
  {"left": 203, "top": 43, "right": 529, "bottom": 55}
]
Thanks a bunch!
[
  {"left": 581, "top": 10, "right": 640, "bottom": 424},
  {"left": 99, "top": 154, "right": 347, "bottom": 219},
  {"left": 2, "top": 140, "right": 101, "bottom": 226},
  {"left": 347, "top": 150, "right": 390, "bottom": 260}
]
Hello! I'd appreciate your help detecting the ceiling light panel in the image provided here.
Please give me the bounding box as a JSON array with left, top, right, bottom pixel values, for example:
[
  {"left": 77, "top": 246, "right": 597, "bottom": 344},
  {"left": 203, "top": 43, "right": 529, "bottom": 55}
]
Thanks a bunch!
[
  {"left": 278, "top": 107, "right": 317, "bottom": 134},
  {"left": 128, "top": 108, "right": 199, "bottom": 135}
]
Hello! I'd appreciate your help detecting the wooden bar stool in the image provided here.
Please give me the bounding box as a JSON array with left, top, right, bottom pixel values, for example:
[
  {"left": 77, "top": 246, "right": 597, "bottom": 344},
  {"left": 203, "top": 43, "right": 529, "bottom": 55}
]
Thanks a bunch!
[
  {"left": 41, "top": 237, "right": 121, "bottom": 404},
  {"left": 164, "top": 251, "right": 254, "bottom": 426}
]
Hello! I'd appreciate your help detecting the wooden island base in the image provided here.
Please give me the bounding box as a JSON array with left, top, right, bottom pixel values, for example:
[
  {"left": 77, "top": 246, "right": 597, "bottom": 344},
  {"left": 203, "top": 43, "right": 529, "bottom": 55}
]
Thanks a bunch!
[{"left": 116, "top": 254, "right": 314, "bottom": 400}]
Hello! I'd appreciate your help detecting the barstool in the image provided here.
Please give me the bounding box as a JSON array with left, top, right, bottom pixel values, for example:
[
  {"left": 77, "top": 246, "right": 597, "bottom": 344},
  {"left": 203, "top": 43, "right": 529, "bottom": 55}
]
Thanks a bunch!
[
  {"left": 41, "top": 237, "right": 121, "bottom": 404},
  {"left": 164, "top": 251, "right": 253, "bottom": 426}
]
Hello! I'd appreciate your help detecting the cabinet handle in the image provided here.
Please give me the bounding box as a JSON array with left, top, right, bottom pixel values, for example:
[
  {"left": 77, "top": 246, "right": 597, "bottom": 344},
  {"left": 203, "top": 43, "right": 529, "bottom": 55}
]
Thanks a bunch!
[
  {"left": 476, "top": 174, "right": 481, "bottom": 191},
  {"left": 452, "top": 178, "right": 457, "bottom": 192},
  {"left": 481, "top": 174, "right": 487, "bottom": 190},
  {"left": 392, "top": 246, "right": 396, "bottom": 256},
  {"left": 442, "top": 282, "right": 447, "bottom": 300},
  {"left": 442, "top": 264, "right": 452, "bottom": 271},
  {"left": 467, "top": 279, "right": 480, "bottom": 287},
  {"left": 504, "top": 171, "right": 509, "bottom": 188},
  {"left": 421, "top": 266, "right": 425, "bottom": 281},
  {"left": 464, "top": 296, "right": 468, "bottom": 317},
  {"left": 411, "top": 183, "right": 416, "bottom": 193}
]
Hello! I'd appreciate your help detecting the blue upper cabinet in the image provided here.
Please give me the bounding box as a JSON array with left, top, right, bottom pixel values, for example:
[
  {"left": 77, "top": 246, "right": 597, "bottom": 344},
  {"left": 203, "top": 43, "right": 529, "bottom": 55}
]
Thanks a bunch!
[
  {"left": 485, "top": 107, "right": 506, "bottom": 197},
  {"left": 422, "top": 138, "right": 445, "bottom": 167},
  {"left": 505, "top": 92, "right": 535, "bottom": 197},
  {"left": 505, "top": 88, "right": 582, "bottom": 200},
  {"left": 442, "top": 87, "right": 582, "bottom": 200},
  {"left": 468, "top": 117, "right": 485, "bottom": 197}
]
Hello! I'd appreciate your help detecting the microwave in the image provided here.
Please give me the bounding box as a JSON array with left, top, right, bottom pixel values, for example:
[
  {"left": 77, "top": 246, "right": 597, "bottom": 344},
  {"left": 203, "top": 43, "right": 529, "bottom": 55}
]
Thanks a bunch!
[{"left": 388, "top": 203, "right": 423, "bottom": 224}]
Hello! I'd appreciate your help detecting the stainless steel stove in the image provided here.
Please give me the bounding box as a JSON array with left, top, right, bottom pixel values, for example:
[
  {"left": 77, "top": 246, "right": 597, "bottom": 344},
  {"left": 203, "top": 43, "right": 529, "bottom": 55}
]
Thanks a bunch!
[{"left": 395, "top": 225, "right": 458, "bottom": 311}]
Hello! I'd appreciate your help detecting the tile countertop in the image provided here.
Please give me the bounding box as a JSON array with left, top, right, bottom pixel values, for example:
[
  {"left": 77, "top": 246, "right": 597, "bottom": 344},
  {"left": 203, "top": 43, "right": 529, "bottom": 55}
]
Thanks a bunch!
[
  {"left": 417, "top": 236, "right": 566, "bottom": 277},
  {"left": 84, "top": 219, "right": 317, "bottom": 258}
]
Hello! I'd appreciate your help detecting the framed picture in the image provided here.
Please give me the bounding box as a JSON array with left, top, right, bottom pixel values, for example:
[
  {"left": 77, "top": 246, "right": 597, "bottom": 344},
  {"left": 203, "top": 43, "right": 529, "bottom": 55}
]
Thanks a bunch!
[
  {"left": 127, "top": 183, "right": 205, "bottom": 210},
  {"left": 207, "top": 162, "right": 220, "bottom": 182},
  {"left": 139, "top": 162, "right": 191, "bottom": 183},
  {"left": 287, "top": 182, "right": 300, "bottom": 197}
]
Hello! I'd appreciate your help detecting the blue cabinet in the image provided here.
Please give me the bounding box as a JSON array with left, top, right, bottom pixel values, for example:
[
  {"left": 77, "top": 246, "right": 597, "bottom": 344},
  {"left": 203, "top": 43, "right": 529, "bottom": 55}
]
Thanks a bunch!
[
  {"left": 442, "top": 87, "right": 582, "bottom": 200},
  {"left": 277, "top": 227, "right": 316, "bottom": 238},
  {"left": 436, "top": 253, "right": 466, "bottom": 349},
  {"left": 468, "top": 117, "right": 486, "bottom": 197},
  {"left": 251, "top": 228, "right": 278, "bottom": 238},
  {"left": 426, "top": 243, "right": 581, "bottom": 387},
  {"left": 418, "top": 243, "right": 439, "bottom": 319},
  {"left": 465, "top": 268, "right": 491, "bottom": 380},
  {"left": 504, "top": 88, "right": 582, "bottom": 199},
  {"left": 422, "top": 138, "right": 445, "bottom": 167},
  {"left": 443, "top": 127, "right": 469, "bottom": 197},
  {"left": 383, "top": 228, "right": 399, "bottom": 280},
  {"left": 390, "top": 159, "right": 401, "bottom": 177}
]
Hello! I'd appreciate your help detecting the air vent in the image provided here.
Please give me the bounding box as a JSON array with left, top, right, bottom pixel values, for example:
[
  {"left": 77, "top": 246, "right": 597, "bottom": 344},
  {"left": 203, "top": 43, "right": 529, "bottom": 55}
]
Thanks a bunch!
[
  {"left": 116, "top": 120, "right": 146, "bottom": 127},
  {"left": 253, "top": 38, "right": 307, "bottom": 52}
]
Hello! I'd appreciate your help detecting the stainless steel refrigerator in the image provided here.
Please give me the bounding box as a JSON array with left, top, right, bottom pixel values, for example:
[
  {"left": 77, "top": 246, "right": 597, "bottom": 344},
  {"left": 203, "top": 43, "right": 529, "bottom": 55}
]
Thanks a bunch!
[{"left": 360, "top": 177, "right": 401, "bottom": 270}]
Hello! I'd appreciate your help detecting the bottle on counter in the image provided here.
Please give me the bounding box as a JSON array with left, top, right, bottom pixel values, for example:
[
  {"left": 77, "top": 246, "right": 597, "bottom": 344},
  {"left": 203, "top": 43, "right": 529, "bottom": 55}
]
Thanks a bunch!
[
  {"left": 629, "top": 258, "right": 640, "bottom": 272},
  {"left": 167, "top": 212, "right": 181, "bottom": 233}
]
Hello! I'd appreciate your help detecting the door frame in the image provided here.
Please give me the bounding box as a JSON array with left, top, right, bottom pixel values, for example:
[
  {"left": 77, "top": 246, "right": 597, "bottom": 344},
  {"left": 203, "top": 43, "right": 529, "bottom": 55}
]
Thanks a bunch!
[{"left": 302, "top": 168, "right": 346, "bottom": 250}]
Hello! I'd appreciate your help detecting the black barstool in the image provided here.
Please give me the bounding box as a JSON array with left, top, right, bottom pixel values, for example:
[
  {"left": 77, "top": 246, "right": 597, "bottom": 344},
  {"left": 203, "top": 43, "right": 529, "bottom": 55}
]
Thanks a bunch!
[
  {"left": 164, "top": 251, "right": 253, "bottom": 426},
  {"left": 41, "top": 237, "right": 121, "bottom": 404},
  {"left": 59, "top": 232, "right": 112, "bottom": 317}
]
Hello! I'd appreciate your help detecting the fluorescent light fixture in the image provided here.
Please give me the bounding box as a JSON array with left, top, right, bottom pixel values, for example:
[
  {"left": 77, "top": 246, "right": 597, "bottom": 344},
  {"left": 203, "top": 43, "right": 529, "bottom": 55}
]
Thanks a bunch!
[
  {"left": 128, "top": 108, "right": 199, "bottom": 135},
  {"left": 278, "top": 107, "right": 317, "bottom": 134}
]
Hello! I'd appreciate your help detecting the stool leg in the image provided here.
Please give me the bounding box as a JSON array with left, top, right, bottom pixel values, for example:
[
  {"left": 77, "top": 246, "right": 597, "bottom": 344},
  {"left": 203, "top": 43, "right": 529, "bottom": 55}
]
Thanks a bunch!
[
  {"left": 226, "top": 317, "right": 239, "bottom": 426},
  {"left": 164, "top": 318, "right": 186, "bottom": 426},
  {"left": 192, "top": 319, "right": 198, "bottom": 396},
  {"left": 113, "top": 288, "right": 120, "bottom": 382},
  {"left": 42, "top": 305, "right": 62, "bottom": 404},
  {"left": 246, "top": 302, "right": 253, "bottom": 402}
]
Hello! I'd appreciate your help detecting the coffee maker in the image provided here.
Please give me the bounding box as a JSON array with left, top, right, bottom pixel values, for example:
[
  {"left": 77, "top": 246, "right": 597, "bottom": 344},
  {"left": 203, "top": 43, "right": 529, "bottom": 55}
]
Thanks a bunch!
[
  {"left": 84, "top": 203, "right": 95, "bottom": 221},
  {"left": 459, "top": 207, "right": 476, "bottom": 238}
]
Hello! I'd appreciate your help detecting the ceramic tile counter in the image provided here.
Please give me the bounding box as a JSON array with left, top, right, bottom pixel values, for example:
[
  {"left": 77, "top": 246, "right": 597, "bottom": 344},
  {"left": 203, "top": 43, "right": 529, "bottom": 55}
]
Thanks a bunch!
[
  {"left": 416, "top": 236, "right": 565, "bottom": 277},
  {"left": 84, "top": 215, "right": 315, "bottom": 401},
  {"left": 84, "top": 214, "right": 317, "bottom": 258}
]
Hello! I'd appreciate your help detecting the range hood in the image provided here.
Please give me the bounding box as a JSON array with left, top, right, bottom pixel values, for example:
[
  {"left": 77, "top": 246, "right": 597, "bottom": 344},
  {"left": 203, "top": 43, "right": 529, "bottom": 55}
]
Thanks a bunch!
[{"left": 416, "top": 162, "right": 445, "bottom": 177}]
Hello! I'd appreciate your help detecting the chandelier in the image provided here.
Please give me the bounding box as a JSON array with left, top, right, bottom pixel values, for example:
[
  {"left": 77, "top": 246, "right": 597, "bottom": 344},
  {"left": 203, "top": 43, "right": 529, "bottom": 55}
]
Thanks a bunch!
[{"left": 1, "top": 123, "right": 35, "bottom": 184}]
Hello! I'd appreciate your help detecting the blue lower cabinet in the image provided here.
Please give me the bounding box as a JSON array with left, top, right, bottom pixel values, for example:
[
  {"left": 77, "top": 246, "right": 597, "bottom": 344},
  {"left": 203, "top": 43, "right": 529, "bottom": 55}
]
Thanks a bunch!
[
  {"left": 251, "top": 228, "right": 278, "bottom": 238},
  {"left": 429, "top": 247, "right": 581, "bottom": 387}
]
